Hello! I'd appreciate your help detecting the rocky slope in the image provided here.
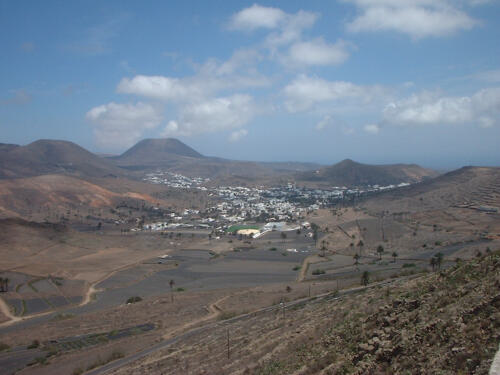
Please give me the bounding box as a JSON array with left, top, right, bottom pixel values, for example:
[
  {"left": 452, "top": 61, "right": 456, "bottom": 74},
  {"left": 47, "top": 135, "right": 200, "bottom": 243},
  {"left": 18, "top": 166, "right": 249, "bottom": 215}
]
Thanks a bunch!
[{"left": 111, "top": 250, "right": 500, "bottom": 374}]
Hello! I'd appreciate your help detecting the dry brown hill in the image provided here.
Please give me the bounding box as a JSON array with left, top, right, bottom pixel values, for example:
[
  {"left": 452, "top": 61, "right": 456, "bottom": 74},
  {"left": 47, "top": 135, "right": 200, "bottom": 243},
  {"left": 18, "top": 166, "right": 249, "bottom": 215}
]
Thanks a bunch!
[
  {"left": 365, "top": 166, "right": 500, "bottom": 212},
  {"left": 0, "top": 174, "right": 160, "bottom": 219},
  {"left": 0, "top": 139, "right": 124, "bottom": 179},
  {"left": 297, "top": 158, "right": 438, "bottom": 187}
]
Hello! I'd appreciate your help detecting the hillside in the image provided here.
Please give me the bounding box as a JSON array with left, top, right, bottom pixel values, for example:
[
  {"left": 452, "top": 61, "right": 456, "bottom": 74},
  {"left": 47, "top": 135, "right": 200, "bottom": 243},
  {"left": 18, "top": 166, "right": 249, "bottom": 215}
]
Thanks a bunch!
[
  {"left": 297, "top": 159, "right": 438, "bottom": 187},
  {"left": 0, "top": 174, "right": 160, "bottom": 220},
  {"left": 102, "top": 252, "right": 500, "bottom": 375},
  {"left": 0, "top": 140, "right": 124, "bottom": 179},
  {"left": 112, "top": 138, "right": 204, "bottom": 167},
  {"left": 364, "top": 166, "right": 500, "bottom": 212}
]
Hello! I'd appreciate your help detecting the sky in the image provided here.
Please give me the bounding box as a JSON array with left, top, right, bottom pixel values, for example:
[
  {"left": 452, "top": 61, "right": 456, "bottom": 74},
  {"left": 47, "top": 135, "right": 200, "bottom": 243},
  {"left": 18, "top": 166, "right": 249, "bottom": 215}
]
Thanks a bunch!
[{"left": 1, "top": 0, "right": 500, "bottom": 169}]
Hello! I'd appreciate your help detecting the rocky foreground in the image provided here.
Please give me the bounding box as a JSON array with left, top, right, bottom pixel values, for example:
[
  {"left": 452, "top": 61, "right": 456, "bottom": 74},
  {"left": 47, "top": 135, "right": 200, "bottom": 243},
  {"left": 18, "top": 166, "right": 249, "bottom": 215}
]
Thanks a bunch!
[{"left": 113, "top": 249, "right": 500, "bottom": 375}]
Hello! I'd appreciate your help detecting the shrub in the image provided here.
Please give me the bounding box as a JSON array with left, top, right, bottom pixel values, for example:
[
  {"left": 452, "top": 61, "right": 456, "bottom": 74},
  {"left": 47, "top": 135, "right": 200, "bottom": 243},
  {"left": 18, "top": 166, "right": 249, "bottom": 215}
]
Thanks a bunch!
[
  {"left": 126, "top": 296, "right": 142, "bottom": 304},
  {"left": 269, "top": 247, "right": 277, "bottom": 251},
  {"left": 402, "top": 263, "right": 416, "bottom": 268},
  {"left": 27, "top": 340, "right": 40, "bottom": 349},
  {"left": 218, "top": 311, "right": 238, "bottom": 321},
  {"left": 293, "top": 265, "right": 301, "bottom": 271},
  {"left": 0, "top": 342, "right": 9, "bottom": 351},
  {"left": 312, "top": 269, "right": 326, "bottom": 275}
]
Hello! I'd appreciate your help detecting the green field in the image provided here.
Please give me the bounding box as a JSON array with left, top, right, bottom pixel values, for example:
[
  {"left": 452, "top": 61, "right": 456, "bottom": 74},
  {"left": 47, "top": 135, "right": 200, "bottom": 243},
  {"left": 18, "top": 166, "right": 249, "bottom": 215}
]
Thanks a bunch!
[{"left": 227, "top": 224, "right": 261, "bottom": 233}]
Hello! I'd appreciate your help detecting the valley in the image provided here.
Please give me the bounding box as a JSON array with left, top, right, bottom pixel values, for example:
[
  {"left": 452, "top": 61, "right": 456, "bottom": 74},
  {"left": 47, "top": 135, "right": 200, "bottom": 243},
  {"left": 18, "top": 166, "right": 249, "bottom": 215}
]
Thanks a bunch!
[{"left": 0, "top": 138, "right": 498, "bottom": 375}]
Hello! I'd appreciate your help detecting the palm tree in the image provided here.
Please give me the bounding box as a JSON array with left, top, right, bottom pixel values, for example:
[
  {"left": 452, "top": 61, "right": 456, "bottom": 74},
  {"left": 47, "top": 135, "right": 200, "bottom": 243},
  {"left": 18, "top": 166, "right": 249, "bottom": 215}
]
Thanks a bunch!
[
  {"left": 320, "top": 240, "right": 327, "bottom": 257},
  {"left": 353, "top": 253, "right": 360, "bottom": 265},
  {"left": 169, "top": 279, "right": 175, "bottom": 302},
  {"left": 392, "top": 251, "right": 398, "bottom": 263},
  {"left": 430, "top": 257, "right": 437, "bottom": 271},
  {"left": 435, "top": 252, "right": 443, "bottom": 270},
  {"left": 361, "top": 271, "right": 370, "bottom": 286},
  {"left": 376, "top": 245, "right": 384, "bottom": 260},
  {"left": 357, "top": 240, "right": 364, "bottom": 255}
]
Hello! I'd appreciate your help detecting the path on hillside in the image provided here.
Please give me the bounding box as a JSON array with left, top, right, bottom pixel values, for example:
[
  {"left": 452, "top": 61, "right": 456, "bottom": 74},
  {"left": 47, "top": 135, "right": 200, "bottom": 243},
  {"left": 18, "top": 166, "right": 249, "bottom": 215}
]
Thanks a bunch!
[
  {"left": 84, "top": 277, "right": 416, "bottom": 375},
  {"left": 161, "top": 294, "right": 231, "bottom": 340},
  {"left": 0, "top": 297, "right": 20, "bottom": 324}
]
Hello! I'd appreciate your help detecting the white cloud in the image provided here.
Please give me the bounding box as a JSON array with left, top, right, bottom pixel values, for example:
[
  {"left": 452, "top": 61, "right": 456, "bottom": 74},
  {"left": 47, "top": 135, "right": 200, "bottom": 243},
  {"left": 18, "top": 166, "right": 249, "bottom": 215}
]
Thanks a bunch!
[
  {"left": 283, "top": 75, "right": 388, "bottom": 112},
  {"left": 229, "top": 4, "right": 286, "bottom": 30},
  {"left": 364, "top": 123, "right": 380, "bottom": 134},
  {"left": 86, "top": 102, "right": 163, "bottom": 148},
  {"left": 265, "top": 10, "right": 318, "bottom": 47},
  {"left": 230, "top": 4, "right": 318, "bottom": 47},
  {"left": 229, "top": 129, "right": 249, "bottom": 142},
  {"left": 382, "top": 88, "right": 500, "bottom": 128},
  {"left": 344, "top": 0, "right": 478, "bottom": 38},
  {"left": 287, "top": 39, "right": 351, "bottom": 66},
  {"left": 315, "top": 115, "right": 332, "bottom": 130},
  {"left": 117, "top": 75, "right": 207, "bottom": 102},
  {"left": 116, "top": 60, "right": 270, "bottom": 104},
  {"left": 162, "top": 94, "right": 256, "bottom": 137}
]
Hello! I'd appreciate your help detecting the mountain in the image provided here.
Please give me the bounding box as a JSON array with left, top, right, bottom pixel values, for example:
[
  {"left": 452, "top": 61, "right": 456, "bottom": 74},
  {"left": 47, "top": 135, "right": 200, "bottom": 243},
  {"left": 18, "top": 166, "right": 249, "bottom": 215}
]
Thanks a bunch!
[
  {"left": 0, "top": 139, "right": 123, "bottom": 179},
  {"left": 112, "top": 138, "right": 203, "bottom": 167},
  {"left": 296, "top": 159, "right": 438, "bottom": 187},
  {"left": 111, "top": 138, "right": 320, "bottom": 179},
  {"left": 365, "top": 166, "right": 500, "bottom": 212}
]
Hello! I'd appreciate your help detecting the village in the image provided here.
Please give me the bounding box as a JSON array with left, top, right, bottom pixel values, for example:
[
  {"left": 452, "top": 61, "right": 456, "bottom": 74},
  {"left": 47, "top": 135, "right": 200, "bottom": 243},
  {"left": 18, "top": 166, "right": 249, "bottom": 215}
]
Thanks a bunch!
[{"left": 140, "top": 170, "right": 412, "bottom": 237}]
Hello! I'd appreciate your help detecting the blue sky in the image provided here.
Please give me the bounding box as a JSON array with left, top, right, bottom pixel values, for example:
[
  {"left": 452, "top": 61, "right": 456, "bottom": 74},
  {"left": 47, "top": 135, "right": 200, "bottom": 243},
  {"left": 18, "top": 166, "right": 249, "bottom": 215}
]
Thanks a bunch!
[{"left": 1, "top": 0, "right": 499, "bottom": 168}]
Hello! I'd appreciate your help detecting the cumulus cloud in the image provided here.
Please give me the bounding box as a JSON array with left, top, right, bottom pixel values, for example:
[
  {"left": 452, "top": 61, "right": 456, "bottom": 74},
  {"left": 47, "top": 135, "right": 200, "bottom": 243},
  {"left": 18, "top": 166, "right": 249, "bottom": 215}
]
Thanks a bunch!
[
  {"left": 229, "top": 129, "right": 249, "bottom": 142},
  {"left": 315, "top": 115, "right": 333, "bottom": 130},
  {"left": 382, "top": 88, "right": 500, "bottom": 128},
  {"left": 265, "top": 10, "right": 318, "bottom": 47},
  {"left": 117, "top": 75, "right": 207, "bottom": 102},
  {"left": 230, "top": 4, "right": 318, "bottom": 47},
  {"left": 286, "top": 39, "right": 351, "bottom": 66},
  {"left": 86, "top": 102, "right": 163, "bottom": 148},
  {"left": 283, "top": 75, "right": 388, "bottom": 112},
  {"left": 117, "top": 59, "right": 269, "bottom": 104},
  {"left": 161, "top": 94, "right": 256, "bottom": 137},
  {"left": 344, "top": 0, "right": 478, "bottom": 38},
  {"left": 229, "top": 4, "right": 286, "bottom": 30},
  {"left": 364, "top": 123, "right": 380, "bottom": 134}
]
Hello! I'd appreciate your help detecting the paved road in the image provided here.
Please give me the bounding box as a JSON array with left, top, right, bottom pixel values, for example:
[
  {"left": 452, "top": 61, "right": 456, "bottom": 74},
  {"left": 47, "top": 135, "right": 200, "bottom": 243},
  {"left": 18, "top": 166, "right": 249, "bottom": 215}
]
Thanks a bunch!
[{"left": 84, "top": 277, "right": 407, "bottom": 375}]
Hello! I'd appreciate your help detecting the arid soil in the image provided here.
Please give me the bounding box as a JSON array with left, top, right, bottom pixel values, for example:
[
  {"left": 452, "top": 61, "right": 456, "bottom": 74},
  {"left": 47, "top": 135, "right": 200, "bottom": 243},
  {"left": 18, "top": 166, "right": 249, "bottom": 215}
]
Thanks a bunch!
[{"left": 103, "top": 251, "right": 500, "bottom": 375}]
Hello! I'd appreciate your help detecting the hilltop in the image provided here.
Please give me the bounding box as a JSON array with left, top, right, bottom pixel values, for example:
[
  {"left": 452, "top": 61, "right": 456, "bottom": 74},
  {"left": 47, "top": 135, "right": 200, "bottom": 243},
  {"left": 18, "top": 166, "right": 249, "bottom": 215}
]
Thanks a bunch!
[
  {"left": 297, "top": 158, "right": 438, "bottom": 187},
  {"left": 364, "top": 166, "right": 500, "bottom": 213},
  {"left": 110, "top": 138, "right": 320, "bottom": 179},
  {"left": 0, "top": 140, "right": 123, "bottom": 179},
  {"left": 112, "top": 138, "right": 204, "bottom": 167}
]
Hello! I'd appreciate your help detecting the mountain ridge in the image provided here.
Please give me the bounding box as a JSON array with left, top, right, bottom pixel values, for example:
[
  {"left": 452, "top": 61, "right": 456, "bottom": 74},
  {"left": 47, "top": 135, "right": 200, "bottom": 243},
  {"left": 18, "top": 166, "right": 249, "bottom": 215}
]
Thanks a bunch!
[
  {"left": 0, "top": 139, "right": 123, "bottom": 179},
  {"left": 296, "top": 158, "right": 438, "bottom": 186}
]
